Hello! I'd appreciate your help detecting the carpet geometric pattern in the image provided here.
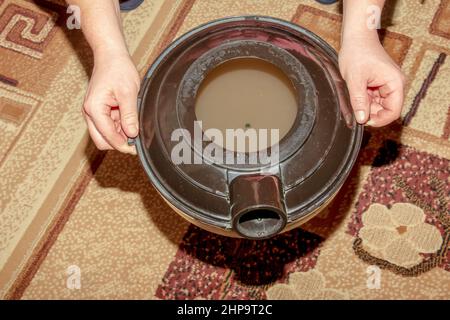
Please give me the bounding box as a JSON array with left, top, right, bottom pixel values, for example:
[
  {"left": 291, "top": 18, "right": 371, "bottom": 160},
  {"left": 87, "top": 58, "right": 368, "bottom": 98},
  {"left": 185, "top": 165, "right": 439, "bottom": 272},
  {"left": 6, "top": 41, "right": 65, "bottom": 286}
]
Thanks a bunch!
[{"left": 0, "top": 0, "right": 449, "bottom": 299}]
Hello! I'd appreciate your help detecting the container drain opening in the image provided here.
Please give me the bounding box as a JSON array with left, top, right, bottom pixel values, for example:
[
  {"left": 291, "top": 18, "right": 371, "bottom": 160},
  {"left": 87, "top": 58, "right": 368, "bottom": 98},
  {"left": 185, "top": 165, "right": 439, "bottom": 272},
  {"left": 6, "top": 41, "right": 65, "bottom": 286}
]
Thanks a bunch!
[{"left": 236, "top": 208, "right": 284, "bottom": 239}]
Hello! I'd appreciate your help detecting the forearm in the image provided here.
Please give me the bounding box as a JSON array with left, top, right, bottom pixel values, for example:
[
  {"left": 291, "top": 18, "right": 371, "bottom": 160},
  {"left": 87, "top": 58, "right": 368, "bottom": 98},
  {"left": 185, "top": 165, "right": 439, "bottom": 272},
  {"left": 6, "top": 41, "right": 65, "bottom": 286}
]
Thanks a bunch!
[
  {"left": 342, "top": 0, "right": 385, "bottom": 43},
  {"left": 66, "top": 0, "right": 129, "bottom": 58}
]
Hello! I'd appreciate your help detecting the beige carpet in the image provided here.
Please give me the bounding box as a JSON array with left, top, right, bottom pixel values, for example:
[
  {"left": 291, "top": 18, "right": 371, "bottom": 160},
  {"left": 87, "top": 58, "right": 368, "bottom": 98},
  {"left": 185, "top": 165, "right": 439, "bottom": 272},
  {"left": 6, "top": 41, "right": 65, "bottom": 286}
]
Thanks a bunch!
[{"left": 0, "top": 0, "right": 449, "bottom": 299}]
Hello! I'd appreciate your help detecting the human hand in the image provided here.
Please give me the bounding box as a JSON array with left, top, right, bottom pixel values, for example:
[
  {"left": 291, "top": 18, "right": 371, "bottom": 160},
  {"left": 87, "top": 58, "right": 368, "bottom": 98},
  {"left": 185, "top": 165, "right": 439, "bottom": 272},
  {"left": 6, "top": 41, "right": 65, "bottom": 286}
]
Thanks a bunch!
[
  {"left": 339, "top": 36, "right": 406, "bottom": 127},
  {"left": 82, "top": 50, "right": 140, "bottom": 154}
]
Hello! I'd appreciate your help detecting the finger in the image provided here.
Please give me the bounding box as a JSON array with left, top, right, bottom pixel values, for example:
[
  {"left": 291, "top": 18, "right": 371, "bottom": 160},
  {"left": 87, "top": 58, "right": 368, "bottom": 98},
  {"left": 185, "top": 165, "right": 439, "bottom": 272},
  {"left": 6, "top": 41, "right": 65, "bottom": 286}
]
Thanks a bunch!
[
  {"left": 111, "top": 107, "right": 121, "bottom": 121},
  {"left": 116, "top": 86, "right": 139, "bottom": 138},
  {"left": 367, "top": 80, "right": 404, "bottom": 127},
  {"left": 87, "top": 102, "right": 136, "bottom": 154},
  {"left": 111, "top": 108, "right": 126, "bottom": 137},
  {"left": 85, "top": 115, "right": 113, "bottom": 150},
  {"left": 369, "top": 101, "right": 384, "bottom": 115},
  {"left": 110, "top": 108, "right": 138, "bottom": 155},
  {"left": 368, "top": 89, "right": 379, "bottom": 97},
  {"left": 368, "top": 109, "right": 397, "bottom": 127},
  {"left": 368, "top": 88, "right": 381, "bottom": 101},
  {"left": 368, "top": 90, "right": 384, "bottom": 115},
  {"left": 346, "top": 75, "right": 370, "bottom": 124}
]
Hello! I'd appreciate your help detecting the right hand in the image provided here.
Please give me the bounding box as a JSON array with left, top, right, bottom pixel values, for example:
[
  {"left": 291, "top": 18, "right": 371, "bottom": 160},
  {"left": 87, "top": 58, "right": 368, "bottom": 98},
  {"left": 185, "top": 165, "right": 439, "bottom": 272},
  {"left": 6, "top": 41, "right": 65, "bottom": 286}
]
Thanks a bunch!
[
  {"left": 339, "top": 0, "right": 407, "bottom": 127},
  {"left": 82, "top": 50, "right": 141, "bottom": 154},
  {"left": 339, "top": 35, "right": 405, "bottom": 127}
]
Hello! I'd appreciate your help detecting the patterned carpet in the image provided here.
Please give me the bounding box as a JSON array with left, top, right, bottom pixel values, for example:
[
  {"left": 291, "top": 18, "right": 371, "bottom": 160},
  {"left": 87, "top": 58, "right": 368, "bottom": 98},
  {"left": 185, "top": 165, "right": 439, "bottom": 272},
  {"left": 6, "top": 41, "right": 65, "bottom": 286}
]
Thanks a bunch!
[{"left": 0, "top": 0, "right": 449, "bottom": 299}]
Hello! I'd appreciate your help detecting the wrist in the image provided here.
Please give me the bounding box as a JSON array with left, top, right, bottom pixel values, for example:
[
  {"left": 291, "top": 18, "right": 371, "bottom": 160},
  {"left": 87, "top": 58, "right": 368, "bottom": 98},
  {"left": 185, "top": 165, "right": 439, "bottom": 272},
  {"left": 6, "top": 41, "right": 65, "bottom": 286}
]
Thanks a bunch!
[
  {"left": 93, "top": 42, "right": 130, "bottom": 62},
  {"left": 342, "top": 0, "right": 384, "bottom": 46},
  {"left": 341, "top": 28, "right": 380, "bottom": 47}
]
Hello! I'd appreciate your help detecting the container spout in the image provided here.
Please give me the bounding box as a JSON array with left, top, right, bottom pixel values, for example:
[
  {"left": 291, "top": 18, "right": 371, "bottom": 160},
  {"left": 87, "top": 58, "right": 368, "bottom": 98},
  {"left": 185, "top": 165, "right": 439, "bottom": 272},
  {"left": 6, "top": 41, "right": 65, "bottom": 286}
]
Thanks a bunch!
[{"left": 230, "top": 175, "right": 287, "bottom": 239}]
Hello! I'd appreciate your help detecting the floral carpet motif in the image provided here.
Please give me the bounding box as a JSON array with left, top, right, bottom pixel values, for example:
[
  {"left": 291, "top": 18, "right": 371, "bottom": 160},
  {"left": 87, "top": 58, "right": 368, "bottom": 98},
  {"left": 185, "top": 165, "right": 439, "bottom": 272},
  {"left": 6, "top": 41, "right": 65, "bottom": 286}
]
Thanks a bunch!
[{"left": 348, "top": 140, "right": 450, "bottom": 277}]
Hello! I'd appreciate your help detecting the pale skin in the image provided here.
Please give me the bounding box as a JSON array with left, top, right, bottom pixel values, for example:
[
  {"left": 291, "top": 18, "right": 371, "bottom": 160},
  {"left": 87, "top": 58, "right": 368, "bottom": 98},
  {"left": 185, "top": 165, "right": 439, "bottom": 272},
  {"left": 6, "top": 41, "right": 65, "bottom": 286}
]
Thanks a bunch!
[
  {"left": 67, "top": 0, "right": 139, "bottom": 154},
  {"left": 341, "top": 0, "right": 405, "bottom": 127},
  {"left": 68, "top": 0, "right": 405, "bottom": 153}
]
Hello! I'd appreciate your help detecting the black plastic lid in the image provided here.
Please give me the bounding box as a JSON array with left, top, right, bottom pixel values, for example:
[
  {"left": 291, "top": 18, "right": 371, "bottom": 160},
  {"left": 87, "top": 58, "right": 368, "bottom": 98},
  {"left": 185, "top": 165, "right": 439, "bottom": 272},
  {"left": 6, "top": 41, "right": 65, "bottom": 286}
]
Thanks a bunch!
[{"left": 135, "top": 16, "right": 363, "bottom": 239}]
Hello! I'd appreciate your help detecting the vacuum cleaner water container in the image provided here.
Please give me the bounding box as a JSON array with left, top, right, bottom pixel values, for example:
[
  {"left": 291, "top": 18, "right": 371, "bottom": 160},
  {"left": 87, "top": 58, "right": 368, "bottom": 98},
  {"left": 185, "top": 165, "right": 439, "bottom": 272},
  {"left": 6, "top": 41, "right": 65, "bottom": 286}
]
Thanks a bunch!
[{"left": 132, "top": 16, "right": 363, "bottom": 239}]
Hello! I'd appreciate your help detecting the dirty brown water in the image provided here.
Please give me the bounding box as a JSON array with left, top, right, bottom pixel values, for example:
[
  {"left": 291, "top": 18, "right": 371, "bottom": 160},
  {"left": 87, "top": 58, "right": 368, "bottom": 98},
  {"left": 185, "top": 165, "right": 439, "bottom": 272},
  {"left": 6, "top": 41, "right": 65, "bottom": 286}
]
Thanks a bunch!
[{"left": 194, "top": 58, "right": 298, "bottom": 152}]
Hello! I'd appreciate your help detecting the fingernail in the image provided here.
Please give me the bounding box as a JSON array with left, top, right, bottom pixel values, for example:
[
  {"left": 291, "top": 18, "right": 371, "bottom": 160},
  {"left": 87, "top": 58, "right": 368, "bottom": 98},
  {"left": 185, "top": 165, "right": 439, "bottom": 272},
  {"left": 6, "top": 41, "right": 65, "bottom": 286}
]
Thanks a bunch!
[
  {"left": 129, "top": 124, "right": 138, "bottom": 136},
  {"left": 367, "top": 119, "right": 376, "bottom": 126},
  {"left": 356, "top": 110, "right": 366, "bottom": 123}
]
